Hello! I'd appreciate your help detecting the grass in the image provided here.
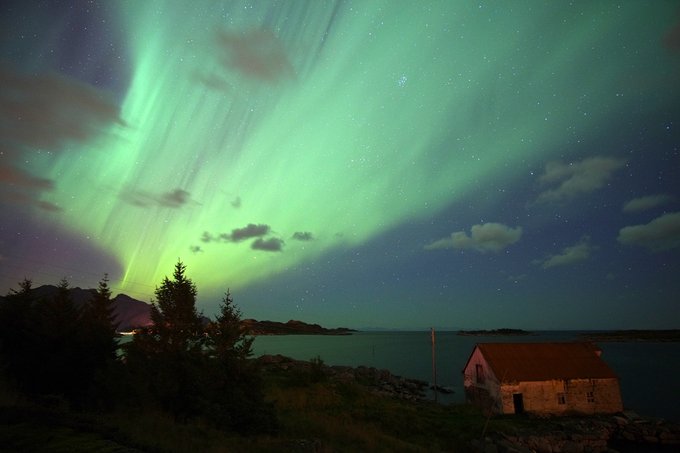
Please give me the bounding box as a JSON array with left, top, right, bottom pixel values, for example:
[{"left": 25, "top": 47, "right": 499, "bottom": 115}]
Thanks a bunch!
[{"left": 0, "top": 368, "right": 527, "bottom": 452}]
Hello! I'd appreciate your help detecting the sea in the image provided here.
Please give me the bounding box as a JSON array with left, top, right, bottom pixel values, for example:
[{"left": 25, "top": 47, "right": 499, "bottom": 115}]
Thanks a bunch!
[{"left": 253, "top": 330, "right": 680, "bottom": 422}]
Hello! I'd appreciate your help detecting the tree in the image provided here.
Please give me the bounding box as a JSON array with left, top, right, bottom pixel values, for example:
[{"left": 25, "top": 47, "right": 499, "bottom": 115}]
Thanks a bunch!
[
  {"left": 148, "top": 261, "right": 204, "bottom": 353},
  {"left": 30, "top": 278, "right": 84, "bottom": 398},
  {"left": 204, "top": 290, "right": 276, "bottom": 433},
  {"left": 82, "top": 274, "right": 119, "bottom": 362},
  {"left": 124, "top": 261, "right": 206, "bottom": 419},
  {"left": 79, "top": 274, "right": 121, "bottom": 409},
  {"left": 207, "top": 289, "right": 253, "bottom": 363},
  {"left": 0, "top": 279, "right": 34, "bottom": 390}
]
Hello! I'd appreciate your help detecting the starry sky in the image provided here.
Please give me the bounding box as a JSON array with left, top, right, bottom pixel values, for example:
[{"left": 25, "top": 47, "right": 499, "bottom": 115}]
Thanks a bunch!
[{"left": 1, "top": 1, "right": 679, "bottom": 330}]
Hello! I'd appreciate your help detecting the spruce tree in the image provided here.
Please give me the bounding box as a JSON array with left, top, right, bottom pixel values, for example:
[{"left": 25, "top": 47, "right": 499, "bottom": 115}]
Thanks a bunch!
[
  {"left": 125, "top": 261, "right": 206, "bottom": 419},
  {"left": 83, "top": 274, "right": 119, "bottom": 362},
  {"left": 0, "top": 279, "right": 34, "bottom": 390}
]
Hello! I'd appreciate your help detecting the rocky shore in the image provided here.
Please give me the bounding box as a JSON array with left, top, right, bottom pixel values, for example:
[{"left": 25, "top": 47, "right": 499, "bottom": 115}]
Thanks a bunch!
[
  {"left": 257, "top": 354, "right": 429, "bottom": 401},
  {"left": 473, "top": 411, "right": 680, "bottom": 452}
]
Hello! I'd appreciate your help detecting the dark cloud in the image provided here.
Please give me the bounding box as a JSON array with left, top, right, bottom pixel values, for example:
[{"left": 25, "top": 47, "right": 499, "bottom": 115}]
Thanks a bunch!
[
  {"left": 0, "top": 64, "right": 124, "bottom": 152},
  {"left": 251, "top": 237, "right": 283, "bottom": 252},
  {"left": 0, "top": 164, "right": 59, "bottom": 211},
  {"left": 189, "top": 245, "right": 203, "bottom": 254},
  {"left": 35, "top": 200, "right": 62, "bottom": 212},
  {"left": 216, "top": 29, "right": 294, "bottom": 83},
  {"left": 231, "top": 196, "right": 242, "bottom": 208},
  {"left": 663, "top": 18, "right": 680, "bottom": 52},
  {"left": 0, "top": 65, "right": 123, "bottom": 213},
  {"left": 292, "top": 231, "right": 314, "bottom": 241},
  {"left": 119, "top": 188, "right": 192, "bottom": 209},
  {"left": 200, "top": 231, "right": 214, "bottom": 243},
  {"left": 193, "top": 71, "right": 233, "bottom": 92},
  {"left": 159, "top": 189, "right": 190, "bottom": 208},
  {"left": 229, "top": 223, "right": 270, "bottom": 242}
]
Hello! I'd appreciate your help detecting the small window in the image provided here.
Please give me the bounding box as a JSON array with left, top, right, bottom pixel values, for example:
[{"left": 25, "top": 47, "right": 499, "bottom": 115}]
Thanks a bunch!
[
  {"left": 586, "top": 391, "right": 595, "bottom": 403},
  {"left": 475, "top": 364, "right": 485, "bottom": 384},
  {"left": 557, "top": 393, "right": 566, "bottom": 405}
]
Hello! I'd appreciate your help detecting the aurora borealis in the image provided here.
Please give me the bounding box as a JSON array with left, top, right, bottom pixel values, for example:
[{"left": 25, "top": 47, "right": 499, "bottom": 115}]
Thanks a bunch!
[{"left": 1, "top": 1, "right": 679, "bottom": 329}]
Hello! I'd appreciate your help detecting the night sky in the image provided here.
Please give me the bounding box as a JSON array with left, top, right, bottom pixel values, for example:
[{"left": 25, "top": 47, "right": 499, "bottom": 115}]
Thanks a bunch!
[{"left": 1, "top": 1, "right": 679, "bottom": 330}]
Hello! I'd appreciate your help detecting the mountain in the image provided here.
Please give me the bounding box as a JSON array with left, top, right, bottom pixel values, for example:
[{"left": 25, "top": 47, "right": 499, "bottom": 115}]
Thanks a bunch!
[
  {"left": 1, "top": 286, "right": 355, "bottom": 335},
  {"left": 1, "top": 285, "right": 152, "bottom": 332}
]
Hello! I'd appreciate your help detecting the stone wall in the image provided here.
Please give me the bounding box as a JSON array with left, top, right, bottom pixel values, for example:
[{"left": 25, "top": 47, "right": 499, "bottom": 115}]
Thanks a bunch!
[{"left": 498, "top": 378, "right": 622, "bottom": 415}]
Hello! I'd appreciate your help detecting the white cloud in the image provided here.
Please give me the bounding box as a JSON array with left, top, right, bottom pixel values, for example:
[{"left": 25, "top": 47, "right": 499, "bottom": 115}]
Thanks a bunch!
[
  {"left": 536, "top": 156, "right": 626, "bottom": 203},
  {"left": 425, "top": 222, "right": 522, "bottom": 253},
  {"left": 622, "top": 194, "right": 674, "bottom": 213},
  {"left": 617, "top": 212, "right": 680, "bottom": 251},
  {"left": 540, "top": 237, "right": 594, "bottom": 269}
]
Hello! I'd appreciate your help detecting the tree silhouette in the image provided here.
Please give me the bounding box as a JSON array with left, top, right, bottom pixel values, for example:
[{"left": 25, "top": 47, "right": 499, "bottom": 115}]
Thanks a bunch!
[
  {"left": 82, "top": 274, "right": 119, "bottom": 361},
  {"left": 0, "top": 279, "right": 34, "bottom": 391},
  {"left": 30, "top": 278, "right": 84, "bottom": 398},
  {"left": 208, "top": 289, "right": 253, "bottom": 363},
  {"left": 125, "top": 261, "right": 207, "bottom": 419}
]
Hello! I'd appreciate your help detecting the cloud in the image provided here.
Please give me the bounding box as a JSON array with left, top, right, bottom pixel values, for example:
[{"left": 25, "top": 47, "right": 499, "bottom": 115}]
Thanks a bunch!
[
  {"left": 0, "top": 64, "right": 123, "bottom": 152},
  {"left": 425, "top": 222, "right": 522, "bottom": 253},
  {"left": 229, "top": 223, "right": 270, "bottom": 242},
  {"left": 622, "top": 194, "right": 674, "bottom": 213},
  {"left": 0, "top": 65, "right": 124, "bottom": 212},
  {"left": 251, "top": 237, "right": 283, "bottom": 252},
  {"left": 664, "top": 18, "right": 680, "bottom": 52},
  {"left": 0, "top": 164, "right": 60, "bottom": 211},
  {"left": 189, "top": 245, "right": 203, "bottom": 254},
  {"left": 120, "top": 188, "right": 192, "bottom": 208},
  {"left": 617, "top": 212, "right": 680, "bottom": 251},
  {"left": 200, "top": 231, "right": 214, "bottom": 243},
  {"left": 540, "top": 237, "right": 594, "bottom": 269},
  {"left": 159, "top": 189, "right": 190, "bottom": 208},
  {"left": 216, "top": 29, "right": 294, "bottom": 83},
  {"left": 536, "top": 156, "right": 626, "bottom": 203},
  {"left": 230, "top": 196, "right": 241, "bottom": 208},
  {"left": 292, "top": 231, "right": 314, "bottom": 241}
]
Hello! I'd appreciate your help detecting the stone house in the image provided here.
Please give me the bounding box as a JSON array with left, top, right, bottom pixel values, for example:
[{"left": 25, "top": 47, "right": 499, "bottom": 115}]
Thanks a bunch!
[{"left": 462, "top": 342, "right": 623, "bottom": 415}]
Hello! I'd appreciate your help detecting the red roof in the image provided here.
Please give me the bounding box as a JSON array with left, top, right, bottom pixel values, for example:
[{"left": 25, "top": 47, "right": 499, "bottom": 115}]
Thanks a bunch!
[{"left": 475, "top": 342, "right": 619, "bottom": 382}]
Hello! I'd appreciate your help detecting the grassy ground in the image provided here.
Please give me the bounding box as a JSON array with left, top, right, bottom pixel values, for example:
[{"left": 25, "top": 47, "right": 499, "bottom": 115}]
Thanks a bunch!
[{"left": 0, "top": 369, "right": 522, "bottom": 452}]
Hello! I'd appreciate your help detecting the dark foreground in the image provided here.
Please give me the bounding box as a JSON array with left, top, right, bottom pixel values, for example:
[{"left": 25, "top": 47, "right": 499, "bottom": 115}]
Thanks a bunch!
[{"left": 2, "top": 355, "right": 679, "bottom": 452}]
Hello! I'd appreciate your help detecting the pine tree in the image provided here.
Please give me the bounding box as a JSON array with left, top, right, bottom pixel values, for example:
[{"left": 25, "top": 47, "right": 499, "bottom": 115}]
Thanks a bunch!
[
  {"left": 124, "top": 261, "right": 206, "bottom": 419},
  {"left": 0, "top": 279, "right": 34, "bottom": 390},
  {"left": 148, "top": 261, "right": 204, "bottom": 353},
  {"left": 208, "top": 289, "right": 253, "bottom": 363},
  {"left": 83, "top": 274, "right": 119, "bottom": 362},
  {"left": 31, "top": 278, "right": 83, "bottom": 397}
]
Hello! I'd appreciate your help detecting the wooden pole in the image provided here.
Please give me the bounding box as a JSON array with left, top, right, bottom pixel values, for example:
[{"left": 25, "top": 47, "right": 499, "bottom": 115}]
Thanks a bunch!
[{"left": 431, "top": 327, "right": 438, "bottom": 403}]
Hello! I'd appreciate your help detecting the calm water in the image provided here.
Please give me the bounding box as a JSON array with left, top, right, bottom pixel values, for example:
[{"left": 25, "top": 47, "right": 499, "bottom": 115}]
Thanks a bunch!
[{"left": 253, "top": 331, "right": 680, "bottom": 421}]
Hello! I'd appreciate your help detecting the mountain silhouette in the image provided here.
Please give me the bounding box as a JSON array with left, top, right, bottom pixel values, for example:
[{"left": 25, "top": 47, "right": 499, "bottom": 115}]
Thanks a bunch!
[{"left": 1, "top": 285, "right": 152, "bottom": 332}]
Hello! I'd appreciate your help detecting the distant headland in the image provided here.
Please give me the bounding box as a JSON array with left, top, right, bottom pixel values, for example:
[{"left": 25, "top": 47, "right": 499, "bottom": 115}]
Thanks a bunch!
[
  {"left": 579, "top": 329, "right": 680, "bottom": 342},
  {"left": 242, "top": 319, "right": 356, "bottom": 336},
  {"left": 457, "top": 328, "right": 532, "bottom": 336}
]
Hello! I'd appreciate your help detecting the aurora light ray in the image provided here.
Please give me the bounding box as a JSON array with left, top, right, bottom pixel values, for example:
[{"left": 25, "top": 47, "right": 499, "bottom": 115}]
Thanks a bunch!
[{"left": 2, "top": 1, "right": 679, "bottom": 323}]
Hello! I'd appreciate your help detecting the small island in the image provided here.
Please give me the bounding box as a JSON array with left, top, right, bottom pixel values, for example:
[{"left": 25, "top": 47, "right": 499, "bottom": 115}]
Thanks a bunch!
[
  {"left": 457, "top": 328, "right": 532, "bottom": 336},
  {"left": 242, "top": 319, "right": 356, "bottom": 335}
]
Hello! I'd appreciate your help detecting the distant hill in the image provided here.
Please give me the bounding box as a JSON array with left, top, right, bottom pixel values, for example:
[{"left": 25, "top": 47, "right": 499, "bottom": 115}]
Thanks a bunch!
[
  {"left": 1, "top": 285, "right": 152, "bottom": 332},
  {"left": 242, "top": 319, "right": 356, "bottom": 335},
  {"left": 1, "top": 286, "right": 354, "bottom": 335}
]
